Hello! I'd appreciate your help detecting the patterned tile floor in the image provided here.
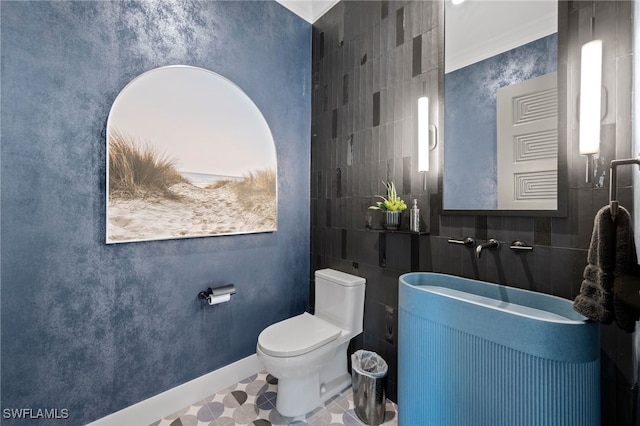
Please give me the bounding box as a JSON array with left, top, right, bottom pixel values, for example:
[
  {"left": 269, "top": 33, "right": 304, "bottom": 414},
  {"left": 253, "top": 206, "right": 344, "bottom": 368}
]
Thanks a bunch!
[{"left": 151, "top": 370, "right": 398, "bottom": 426}]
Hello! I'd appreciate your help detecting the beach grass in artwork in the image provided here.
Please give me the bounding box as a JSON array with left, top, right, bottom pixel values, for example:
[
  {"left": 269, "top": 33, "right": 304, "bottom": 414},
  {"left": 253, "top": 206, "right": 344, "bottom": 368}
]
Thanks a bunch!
[
  {"left": 107, "top": 131, "right": 277, "bottom": 243},
  {"left": 108, "top": 130, "right": 188, "bottom": 200}
]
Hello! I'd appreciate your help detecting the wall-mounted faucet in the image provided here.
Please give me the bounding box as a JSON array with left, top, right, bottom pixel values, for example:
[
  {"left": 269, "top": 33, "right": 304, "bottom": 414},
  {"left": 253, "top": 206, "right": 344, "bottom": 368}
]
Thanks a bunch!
[{"left": 475, "top": 239, "right": 500, "bottom": 259}]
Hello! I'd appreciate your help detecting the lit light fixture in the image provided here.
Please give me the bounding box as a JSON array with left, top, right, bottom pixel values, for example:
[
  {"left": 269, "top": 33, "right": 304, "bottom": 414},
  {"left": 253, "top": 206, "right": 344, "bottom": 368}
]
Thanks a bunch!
[
  {"left": 418, "top": 96, "right": 437, "bottom": 190},
  {"left": 579, "top": 40, "right": 602, "bottom": 157},
  {"left": 418, "top": 96, "right": 430, "bottom": 172},
  {"left": 579, "top": 3, "right": 603, "bottom": 183},
  {"left": 579, "top": 40, "right": 603, "bottom": 183},
  {"left": 452, "top": 0, "right": 465, "bottom": 5}
]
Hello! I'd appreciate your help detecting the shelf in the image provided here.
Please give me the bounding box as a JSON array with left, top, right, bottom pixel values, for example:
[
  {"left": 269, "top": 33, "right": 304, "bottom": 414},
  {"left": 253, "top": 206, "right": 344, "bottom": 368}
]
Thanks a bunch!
[
  {"left": 365, "top": 227, "right": 426, "bottom": 271},
  {"left": 365, "top": 227, "right": 429, "bottom": 235}
]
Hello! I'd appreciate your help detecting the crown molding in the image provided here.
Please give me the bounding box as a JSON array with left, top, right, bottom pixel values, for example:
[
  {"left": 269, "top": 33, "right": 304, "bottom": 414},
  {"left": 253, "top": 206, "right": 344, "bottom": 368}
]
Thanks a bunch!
[{"left": 275, "top": 0, "right": 339, "bottom": 23}]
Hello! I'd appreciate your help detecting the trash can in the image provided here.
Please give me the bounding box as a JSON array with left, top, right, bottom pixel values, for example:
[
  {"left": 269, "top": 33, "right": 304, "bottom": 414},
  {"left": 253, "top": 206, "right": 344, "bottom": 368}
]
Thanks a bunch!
[{"left": 351, "top": 349, "right": 388, "bottom": 425}]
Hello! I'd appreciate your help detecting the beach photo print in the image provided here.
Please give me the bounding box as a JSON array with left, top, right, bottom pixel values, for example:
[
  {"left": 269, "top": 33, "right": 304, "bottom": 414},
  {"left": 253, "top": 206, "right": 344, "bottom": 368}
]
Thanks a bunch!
[{"left": 106, "top": 65, "right": 277, "bottom": 244}]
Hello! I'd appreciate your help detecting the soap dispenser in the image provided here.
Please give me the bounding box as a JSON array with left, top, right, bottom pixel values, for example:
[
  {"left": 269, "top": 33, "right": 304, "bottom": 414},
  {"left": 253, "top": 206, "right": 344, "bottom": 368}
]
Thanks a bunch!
[{"left": 410, "top": 199, "right": 420, "bottom": 233}]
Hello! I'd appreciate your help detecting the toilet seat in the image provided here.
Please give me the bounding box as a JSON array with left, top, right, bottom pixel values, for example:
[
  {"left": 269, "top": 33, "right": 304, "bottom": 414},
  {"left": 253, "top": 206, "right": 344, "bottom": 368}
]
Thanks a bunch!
[{"left": 258, "top": 312, "right": 341, "bottom": 357}]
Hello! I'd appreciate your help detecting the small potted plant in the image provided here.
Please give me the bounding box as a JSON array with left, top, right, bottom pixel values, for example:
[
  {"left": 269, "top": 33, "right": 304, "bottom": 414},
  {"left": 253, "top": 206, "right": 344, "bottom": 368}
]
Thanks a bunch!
[{"left": 369, "top": 181, "right": 407, "bottom": 230}]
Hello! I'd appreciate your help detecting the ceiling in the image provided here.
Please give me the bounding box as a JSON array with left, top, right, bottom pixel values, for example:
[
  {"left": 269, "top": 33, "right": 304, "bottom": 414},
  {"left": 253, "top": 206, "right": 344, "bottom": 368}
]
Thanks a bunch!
[
  {"left": 445, "top": 0, "right": 557, "bottom": 73},
  {"left": 275, "top": 0, "right": 557, "bottom": 73},
  {"left": 275, "top": 0, "right": 340, "bottom": 23}
]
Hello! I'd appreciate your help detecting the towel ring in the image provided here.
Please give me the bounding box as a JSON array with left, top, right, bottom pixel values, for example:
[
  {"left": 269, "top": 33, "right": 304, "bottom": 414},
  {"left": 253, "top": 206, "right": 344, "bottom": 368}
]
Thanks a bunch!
[{"left": 609, "top": 156, "right": 640, "bottom": 221}]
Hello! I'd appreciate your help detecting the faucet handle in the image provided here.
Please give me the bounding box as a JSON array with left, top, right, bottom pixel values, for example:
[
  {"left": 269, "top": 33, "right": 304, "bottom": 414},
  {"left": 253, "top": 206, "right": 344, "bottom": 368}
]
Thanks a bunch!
[
  {"left": 509, "top": 240, "right": 533, "bottom": 251},
  {"left": 447, "top": 237, "right": 475, "bottom": 246}
]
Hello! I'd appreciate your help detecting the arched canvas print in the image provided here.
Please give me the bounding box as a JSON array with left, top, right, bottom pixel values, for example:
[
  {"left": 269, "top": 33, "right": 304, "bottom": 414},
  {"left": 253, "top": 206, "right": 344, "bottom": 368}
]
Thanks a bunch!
[{"left": 106, "top": 65, "right": 277, "bottom": 243}]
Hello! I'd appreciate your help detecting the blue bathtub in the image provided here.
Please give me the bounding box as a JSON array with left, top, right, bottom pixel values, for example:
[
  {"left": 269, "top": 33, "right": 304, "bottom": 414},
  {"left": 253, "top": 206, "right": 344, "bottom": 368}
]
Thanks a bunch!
[{"left": 398, "top": 272, "right": 600, "bottom": 426}]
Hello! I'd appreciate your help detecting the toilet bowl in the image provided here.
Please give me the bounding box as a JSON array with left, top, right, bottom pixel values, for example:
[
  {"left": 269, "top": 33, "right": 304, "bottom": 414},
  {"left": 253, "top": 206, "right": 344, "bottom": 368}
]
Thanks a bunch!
[{"left": 256, "top": 269, "right": 366, "bottom": 417}]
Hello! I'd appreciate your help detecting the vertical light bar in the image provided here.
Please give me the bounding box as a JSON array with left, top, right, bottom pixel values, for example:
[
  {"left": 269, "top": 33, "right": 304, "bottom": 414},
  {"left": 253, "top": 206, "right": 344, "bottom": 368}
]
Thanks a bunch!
[
  {"left": 418, "top": 96, "right": 429, "bottom": 172},
  {"left": 579, "top": 40, "right": 602, "bottom": 155}
]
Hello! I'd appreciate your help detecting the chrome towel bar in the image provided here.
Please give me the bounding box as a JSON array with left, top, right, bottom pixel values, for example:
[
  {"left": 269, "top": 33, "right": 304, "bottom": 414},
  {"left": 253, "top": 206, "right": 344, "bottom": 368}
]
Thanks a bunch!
[{"left": 609, "top": 156, "right": 640, "bottom": 221}]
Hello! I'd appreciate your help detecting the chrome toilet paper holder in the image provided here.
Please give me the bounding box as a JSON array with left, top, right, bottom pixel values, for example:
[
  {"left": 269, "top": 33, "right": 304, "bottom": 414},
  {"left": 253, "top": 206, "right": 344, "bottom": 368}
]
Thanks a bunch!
[{"left": 198, "top": 284, "right": 236, "bottom": 303}]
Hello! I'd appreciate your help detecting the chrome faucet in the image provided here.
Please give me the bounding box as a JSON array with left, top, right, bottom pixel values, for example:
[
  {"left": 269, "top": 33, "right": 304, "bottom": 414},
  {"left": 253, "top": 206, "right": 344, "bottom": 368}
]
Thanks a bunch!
[{"left": 475, "top": 238, "right": 500, "bottom": 259}]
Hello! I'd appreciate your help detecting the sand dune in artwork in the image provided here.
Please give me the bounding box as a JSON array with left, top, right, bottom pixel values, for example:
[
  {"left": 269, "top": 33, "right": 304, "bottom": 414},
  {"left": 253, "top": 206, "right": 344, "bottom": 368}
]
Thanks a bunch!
[
  {"left": 107, "top": 131, "right": 276, "bottom": 243},
  {"left": 108, "top": 181, "right": 276, "bottom": 242}
]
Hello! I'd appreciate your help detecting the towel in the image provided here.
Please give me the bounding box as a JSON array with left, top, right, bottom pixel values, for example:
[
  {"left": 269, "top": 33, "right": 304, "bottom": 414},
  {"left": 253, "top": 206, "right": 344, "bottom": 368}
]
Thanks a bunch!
[
  {"left": 573, "top": 205, "right": 633, "bottom": 326},
  {"left": 613, "top": 273, "right": 640, "bottom": 332}
]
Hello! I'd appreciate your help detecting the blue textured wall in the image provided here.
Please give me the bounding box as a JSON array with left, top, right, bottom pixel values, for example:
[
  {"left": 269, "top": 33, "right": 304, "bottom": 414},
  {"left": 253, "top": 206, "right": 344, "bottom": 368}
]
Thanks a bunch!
[
  {"left": 0, "top": 1, "right": 310, "bottom": 423},
  {"left": 444, "top": 34, "right": 557, "bottom": 210}
]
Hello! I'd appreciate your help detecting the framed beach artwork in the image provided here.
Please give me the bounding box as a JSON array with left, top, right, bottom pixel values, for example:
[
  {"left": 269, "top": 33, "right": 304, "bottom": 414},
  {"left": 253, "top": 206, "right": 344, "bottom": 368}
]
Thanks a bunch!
[{"left": 106, "top": 65, "right": 277, "bottom": 244}]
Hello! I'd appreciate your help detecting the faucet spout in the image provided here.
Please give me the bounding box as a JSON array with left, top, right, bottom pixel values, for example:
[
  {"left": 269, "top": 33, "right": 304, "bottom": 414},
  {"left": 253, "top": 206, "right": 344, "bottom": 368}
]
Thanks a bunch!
[{"left": 475, "top": 238, "right": 500, "bottom": 259}]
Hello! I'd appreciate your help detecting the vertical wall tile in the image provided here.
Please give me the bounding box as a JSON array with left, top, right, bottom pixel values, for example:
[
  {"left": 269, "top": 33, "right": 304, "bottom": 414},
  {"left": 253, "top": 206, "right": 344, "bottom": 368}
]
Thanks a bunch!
[
  {"left": 343, "top": 73, "right": 349, "bottom": 105},
  {"left": 402, "top": 156, "right": 412, "bottom": 195},
  {"left": 332, "top": 108, "right": 338, "bottom": 138},
  {"left": 534, "top": 217, "right": 552, "bottom": 246},
  {"left": 475, "top": 216, "right": 488, "bottom": 241},
  {"left": 395, "top": 7, "right": 404, "bottom": 47},
  {"left": 323, "top": 84, "right": 328, "bottom": 112},
  {"left": 373, "top": 91, "right": 380, "bottom": 126},
  {"left": 412, "top": 34, "right": 422, "bottom": 77}
]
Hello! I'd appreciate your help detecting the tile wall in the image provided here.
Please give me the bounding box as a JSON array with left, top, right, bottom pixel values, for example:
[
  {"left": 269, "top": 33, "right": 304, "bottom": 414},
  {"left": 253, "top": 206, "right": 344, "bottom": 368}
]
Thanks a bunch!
[{"left": 310, "top": 1, "right": 638, "bottom": 424}]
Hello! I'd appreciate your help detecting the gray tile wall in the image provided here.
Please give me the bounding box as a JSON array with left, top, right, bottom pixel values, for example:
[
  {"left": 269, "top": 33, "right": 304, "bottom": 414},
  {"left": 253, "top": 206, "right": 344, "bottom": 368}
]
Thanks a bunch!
[
  {"left": 312, "top": 0, "right": 443, "bottom": 401},
  {"left": 311, "top": 1, "right": 638, "bottom": 423}
]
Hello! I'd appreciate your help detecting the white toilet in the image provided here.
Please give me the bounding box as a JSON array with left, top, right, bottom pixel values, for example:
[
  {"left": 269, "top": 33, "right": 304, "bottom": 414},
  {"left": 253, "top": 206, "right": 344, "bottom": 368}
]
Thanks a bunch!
[{"left": 256, "top": 268, "right": 366, "bottom": 417}]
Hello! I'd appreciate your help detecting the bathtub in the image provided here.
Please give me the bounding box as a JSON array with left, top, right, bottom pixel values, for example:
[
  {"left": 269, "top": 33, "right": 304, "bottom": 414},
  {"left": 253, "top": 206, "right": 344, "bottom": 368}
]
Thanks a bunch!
[{"left": 398, "top": 272, "right": 600, "bottom": 426}]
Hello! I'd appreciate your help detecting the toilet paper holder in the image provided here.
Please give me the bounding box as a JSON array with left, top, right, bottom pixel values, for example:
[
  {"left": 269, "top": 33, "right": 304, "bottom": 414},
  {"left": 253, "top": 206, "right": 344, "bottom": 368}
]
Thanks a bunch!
[{"left": 198, "top": 284, "right": 236, "bottom": 305}]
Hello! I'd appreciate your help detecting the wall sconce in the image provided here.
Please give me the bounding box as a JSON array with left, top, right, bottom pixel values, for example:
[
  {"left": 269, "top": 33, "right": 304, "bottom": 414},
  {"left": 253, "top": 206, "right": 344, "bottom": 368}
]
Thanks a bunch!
[
  {"left": 418, "top": 96, "right": 437, "bottom": 190},
  {"left": 579, "top": 39, "right": 602, "bottom": 183}
]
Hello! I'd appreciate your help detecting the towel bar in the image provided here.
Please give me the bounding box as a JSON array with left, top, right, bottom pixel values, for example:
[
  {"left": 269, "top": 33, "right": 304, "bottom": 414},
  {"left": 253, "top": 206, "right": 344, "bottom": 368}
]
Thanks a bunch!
[{"left": 609, "top": 155, "right": 640, "bottom": 221}]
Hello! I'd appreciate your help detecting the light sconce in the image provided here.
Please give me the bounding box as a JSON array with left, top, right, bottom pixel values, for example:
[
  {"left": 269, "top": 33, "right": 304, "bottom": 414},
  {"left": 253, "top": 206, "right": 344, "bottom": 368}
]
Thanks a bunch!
[
  {"left": 579, "top": 39, "right": 603, "bottom": 182},
  {"left": 579, "top": 2, "right": 604, "bottom": 184},
  {"left": 418, "top": 96, "right": 437, "bottom": 190}
]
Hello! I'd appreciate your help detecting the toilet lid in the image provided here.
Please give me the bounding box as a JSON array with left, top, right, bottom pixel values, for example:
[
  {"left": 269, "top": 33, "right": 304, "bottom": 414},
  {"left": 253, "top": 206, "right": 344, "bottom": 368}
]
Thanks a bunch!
[{"left": 258, "top": 312, "right": 341, "bottom": 357}]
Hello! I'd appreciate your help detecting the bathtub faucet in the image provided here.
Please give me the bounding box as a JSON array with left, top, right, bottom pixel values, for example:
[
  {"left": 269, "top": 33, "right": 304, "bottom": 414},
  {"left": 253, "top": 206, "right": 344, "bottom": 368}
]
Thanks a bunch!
[{"left": 476, "top": 238, "right": 500, "bottom": 259}]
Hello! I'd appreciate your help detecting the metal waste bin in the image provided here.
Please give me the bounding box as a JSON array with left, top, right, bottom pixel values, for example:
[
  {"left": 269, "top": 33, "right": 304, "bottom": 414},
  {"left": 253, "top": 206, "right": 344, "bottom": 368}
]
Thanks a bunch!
[{"left": 351, "top": 350, "right": 388, "bottom": 425}]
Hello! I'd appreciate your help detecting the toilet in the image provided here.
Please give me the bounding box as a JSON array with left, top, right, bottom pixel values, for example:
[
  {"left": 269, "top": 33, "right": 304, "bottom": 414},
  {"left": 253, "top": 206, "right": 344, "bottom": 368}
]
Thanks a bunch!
[{"left": 256, "top": 268, "right": 366, "bottom": 417}]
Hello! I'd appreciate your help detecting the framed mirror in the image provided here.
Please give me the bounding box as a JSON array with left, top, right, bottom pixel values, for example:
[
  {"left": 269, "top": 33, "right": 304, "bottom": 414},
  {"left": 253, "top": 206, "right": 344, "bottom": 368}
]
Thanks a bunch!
[{"left": 443, "top": 0, "right": 565, "bottom": 216}]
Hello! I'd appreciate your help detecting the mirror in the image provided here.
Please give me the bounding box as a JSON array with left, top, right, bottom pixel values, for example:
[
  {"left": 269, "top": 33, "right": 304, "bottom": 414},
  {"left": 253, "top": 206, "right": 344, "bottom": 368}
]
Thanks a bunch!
[{"left": 443, "top": 0, "right": 561, "bottom": 214}]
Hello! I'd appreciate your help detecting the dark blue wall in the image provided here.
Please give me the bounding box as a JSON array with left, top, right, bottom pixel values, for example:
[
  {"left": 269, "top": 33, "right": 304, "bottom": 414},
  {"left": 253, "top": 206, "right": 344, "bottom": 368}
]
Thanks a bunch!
[{"left": 0, "top": 1, "right": 311, "bottom": 424}]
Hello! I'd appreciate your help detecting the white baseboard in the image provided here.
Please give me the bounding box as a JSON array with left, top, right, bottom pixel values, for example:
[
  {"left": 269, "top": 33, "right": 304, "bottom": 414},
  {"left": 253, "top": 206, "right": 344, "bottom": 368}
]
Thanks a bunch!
[{"left": 87, "top": 354, "right": 263, "bottom": 426}]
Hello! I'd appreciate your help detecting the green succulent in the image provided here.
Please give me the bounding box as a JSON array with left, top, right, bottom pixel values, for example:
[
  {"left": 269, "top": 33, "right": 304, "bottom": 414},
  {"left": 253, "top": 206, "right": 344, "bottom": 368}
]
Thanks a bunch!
[{"left": 369, "top": 181, "right": 407, "bottom": 212}]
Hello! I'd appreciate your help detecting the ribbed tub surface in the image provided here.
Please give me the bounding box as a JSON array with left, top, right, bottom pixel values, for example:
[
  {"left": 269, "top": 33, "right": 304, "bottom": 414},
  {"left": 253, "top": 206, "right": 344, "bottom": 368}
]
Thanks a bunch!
[{"left": 398, "top": 273, "right": 600, "bottom": 426}]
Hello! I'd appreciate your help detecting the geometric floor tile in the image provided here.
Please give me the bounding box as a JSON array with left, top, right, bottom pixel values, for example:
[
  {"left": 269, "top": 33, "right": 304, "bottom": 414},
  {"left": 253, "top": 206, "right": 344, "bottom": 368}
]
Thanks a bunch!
[{"left": 150, "top": 371, "right": 398, "bottom": 426}]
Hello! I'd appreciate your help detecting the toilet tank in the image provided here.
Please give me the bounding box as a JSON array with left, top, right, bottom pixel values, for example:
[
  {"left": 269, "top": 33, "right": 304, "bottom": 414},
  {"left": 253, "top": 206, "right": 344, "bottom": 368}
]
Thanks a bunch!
[{"left": 314, "top": 269, "right": 366, "bottom": 334}]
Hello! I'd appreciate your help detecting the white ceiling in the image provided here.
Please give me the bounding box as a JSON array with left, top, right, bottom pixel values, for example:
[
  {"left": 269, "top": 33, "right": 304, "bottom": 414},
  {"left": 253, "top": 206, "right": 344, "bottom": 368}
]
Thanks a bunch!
[
  {"left": 445, "top": 0, "right": 557, "bottom": 73},
  {"left": 275, "top": 0, "right": 339, "bottom": 23},
  {"left": 275, "top": 0, "right": 557, "bottom": 73}
]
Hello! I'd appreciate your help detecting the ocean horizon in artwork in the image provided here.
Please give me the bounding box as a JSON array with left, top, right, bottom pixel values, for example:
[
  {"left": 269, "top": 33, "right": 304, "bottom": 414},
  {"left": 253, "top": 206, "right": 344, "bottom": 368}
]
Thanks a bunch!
[{"left": 180, "top": 171, "right": 244, "bottom": 188}]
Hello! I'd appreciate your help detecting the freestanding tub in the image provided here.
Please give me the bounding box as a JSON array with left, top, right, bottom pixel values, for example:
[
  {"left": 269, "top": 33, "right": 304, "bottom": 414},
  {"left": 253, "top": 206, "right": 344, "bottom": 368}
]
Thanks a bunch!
[{"left": 398, "top": 272, "right": 600, "bottom": 426}]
